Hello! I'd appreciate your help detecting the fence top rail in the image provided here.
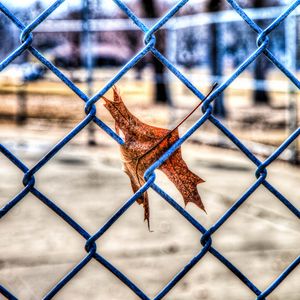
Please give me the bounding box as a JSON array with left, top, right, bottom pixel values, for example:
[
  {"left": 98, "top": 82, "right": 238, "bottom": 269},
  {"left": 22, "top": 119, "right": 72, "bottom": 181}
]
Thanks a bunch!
[{"left": 30, "top": 5, "right": 299, "bottom": 33}]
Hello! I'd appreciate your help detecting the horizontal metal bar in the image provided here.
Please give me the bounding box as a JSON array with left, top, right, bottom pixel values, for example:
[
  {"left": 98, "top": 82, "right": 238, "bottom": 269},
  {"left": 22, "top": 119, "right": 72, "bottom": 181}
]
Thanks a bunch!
[{"left": 32, "top": 6, "right": 300, "bottom": 33}]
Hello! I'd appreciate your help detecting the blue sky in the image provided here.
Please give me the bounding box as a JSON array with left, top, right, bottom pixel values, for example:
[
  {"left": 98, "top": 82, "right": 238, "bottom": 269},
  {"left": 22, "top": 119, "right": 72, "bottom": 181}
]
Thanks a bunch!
[
  {"left": 1, "top": 0, "right": 182, "bottom": 8},
  {"left": 1, "top": 0, "right": 80, "bottom": 7}
]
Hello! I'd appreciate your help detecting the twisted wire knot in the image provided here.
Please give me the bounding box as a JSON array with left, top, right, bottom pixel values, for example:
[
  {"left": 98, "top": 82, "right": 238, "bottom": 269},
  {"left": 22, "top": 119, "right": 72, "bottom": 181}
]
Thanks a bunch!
[
  {"left": 200, "top": 229, "right": 213, "bottom": 248},
  {"left": 144, "top": 31, "right": 156, "bottom": 47},
  {"left": 85, "top": 238, "right": 97, "bottom": 254},
  {"left": 201, "top": 102, "right": 213, "bottom": 115},
  {"left": 22, "top": 170, "right": 35, "bottom": 188},
  {"left": 256, "top": 31, "right": 269, "bottom": 48},
  {"left": 255, "top": 164, "right": 267, "bottom": 180},
  {"left": 20, "top": 27, "right": 33, "bottom": 45},
  {"left": 84, "top": 101, "right": 97, "bottom": 117}
]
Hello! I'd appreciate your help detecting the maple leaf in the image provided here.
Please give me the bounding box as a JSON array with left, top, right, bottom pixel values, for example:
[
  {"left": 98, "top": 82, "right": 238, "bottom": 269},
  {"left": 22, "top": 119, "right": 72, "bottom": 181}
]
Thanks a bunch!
[{"left": 102, "top": 86, "right": 213, "bottom": 229}]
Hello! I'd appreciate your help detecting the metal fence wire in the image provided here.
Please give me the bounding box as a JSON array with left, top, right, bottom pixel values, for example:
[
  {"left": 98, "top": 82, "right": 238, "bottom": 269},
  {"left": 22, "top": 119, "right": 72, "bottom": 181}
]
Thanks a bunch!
[{"left": 0, "top": 0, "right": 299, "bottom": 299}]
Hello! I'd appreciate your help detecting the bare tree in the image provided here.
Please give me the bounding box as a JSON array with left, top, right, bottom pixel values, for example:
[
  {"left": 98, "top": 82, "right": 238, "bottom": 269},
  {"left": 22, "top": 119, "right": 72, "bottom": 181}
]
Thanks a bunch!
[
  {"left": 140, "top": 0, "right": 171, "bottom": 104},
  {"left": 252, "top": 0, "right": 270, "bottom": 105},
  {"left": 206, "top": 0, "right": 226, "bottom": 117}
]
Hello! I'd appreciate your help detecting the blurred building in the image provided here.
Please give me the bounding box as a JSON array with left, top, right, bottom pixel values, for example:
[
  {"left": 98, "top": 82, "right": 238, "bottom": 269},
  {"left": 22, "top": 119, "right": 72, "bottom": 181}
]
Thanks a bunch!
[{"left": 0, "top": 0, "right": 295, "bottom": 70}]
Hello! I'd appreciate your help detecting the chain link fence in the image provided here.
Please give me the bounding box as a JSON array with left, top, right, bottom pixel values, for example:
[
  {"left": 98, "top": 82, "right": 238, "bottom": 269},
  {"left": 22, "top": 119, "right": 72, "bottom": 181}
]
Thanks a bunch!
[{"left": 0, "top": 0, "right": 299, "bottom": 299}]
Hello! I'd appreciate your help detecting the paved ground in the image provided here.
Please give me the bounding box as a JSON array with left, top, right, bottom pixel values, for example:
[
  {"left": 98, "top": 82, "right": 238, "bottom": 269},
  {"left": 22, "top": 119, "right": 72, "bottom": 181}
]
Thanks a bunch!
[{"left": 0, "top": 124, "right": 299, "bottom": 300}]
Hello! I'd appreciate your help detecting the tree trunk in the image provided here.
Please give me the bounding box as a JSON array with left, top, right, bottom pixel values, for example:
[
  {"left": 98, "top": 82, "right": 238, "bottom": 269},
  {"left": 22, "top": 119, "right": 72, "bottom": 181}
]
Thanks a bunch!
[
  {"left": 253, "top": 0, "right": 270, "bottom": 105},
  {"left": 207, "top": 0, "right": 226, "bottom": 118},
  {"left": 140, "top": 0, "right": 171, "bottom": 104}
]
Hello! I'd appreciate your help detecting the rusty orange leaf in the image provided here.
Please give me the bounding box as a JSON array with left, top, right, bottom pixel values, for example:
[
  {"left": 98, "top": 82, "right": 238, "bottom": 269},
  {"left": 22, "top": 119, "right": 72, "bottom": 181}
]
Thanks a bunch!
[{"left": 103, "top": 86, "right": 207, "bottom": 229}]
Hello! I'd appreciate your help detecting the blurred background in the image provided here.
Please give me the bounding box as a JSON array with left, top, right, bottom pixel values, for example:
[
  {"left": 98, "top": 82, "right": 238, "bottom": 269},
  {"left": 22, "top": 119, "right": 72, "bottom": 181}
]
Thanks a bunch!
[
  {"left": 0, "top": 0, "right": 299, "bottom": 299},
  {"left": 0, "top": 0, "right": 299, "bottom": 160}
]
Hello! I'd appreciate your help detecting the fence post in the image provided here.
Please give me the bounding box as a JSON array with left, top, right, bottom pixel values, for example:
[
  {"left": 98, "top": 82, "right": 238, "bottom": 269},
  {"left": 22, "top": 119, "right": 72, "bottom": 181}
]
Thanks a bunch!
[
  {"left": 165, "top": 28, "right": 178, "bottom": 127},
  {"left": 285, "top": 12, "right": 298, "bottom": 164},
  {"left": 82, "top": 0, "right": 96, "bottom": 146},
  {"left": 212, "top": 21, "right": 226, "bottom": 118},
  {"left": 16, "top": 81, "right": 27, "bottom": 126},
  {"left": 166, "top": 28, "right": 177, "bottom": 65}
]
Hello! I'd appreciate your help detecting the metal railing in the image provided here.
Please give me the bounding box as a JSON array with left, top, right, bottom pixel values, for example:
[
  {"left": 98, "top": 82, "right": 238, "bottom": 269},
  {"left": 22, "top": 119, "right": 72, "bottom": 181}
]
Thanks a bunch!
[{"left": 0, "top": 0, "right": 299, "bottom": 299}]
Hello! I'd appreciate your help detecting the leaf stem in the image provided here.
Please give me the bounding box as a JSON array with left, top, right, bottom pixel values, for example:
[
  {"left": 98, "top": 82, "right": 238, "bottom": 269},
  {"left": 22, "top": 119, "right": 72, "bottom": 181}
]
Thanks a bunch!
[
  {"left": 138, "top": 82, "right": 218, "bottom": 162},
  {"left": 171, "top": 82, "right": 218, "bottom": 133}
]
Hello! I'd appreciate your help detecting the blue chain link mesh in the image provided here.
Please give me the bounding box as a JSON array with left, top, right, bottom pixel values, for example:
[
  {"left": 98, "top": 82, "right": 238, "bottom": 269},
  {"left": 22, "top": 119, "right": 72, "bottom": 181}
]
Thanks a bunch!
[{"left": 0, "top": 0, "right": 299, "bottom": 299}]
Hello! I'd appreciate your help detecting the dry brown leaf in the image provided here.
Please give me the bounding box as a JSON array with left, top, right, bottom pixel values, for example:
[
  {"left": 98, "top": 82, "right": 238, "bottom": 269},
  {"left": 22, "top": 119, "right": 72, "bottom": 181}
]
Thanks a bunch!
[{"left": 103, "top": 86, "right": 206, "bottom": 229}]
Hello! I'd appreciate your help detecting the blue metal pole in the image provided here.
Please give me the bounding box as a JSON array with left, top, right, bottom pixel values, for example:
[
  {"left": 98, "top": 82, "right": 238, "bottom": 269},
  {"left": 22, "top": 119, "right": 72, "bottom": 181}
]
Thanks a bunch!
[
  {"left": 285, "top": 11, "right": 298, "bottom": 164},
  {"left": 82, "top": 0, "right": 96, "bottom": 145}
]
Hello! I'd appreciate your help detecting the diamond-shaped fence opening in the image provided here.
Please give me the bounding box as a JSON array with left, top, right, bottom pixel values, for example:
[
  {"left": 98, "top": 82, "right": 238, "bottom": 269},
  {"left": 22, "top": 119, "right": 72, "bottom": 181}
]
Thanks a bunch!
[{"left": 0, "top": 0, "right": 299, "bottom": 299}]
